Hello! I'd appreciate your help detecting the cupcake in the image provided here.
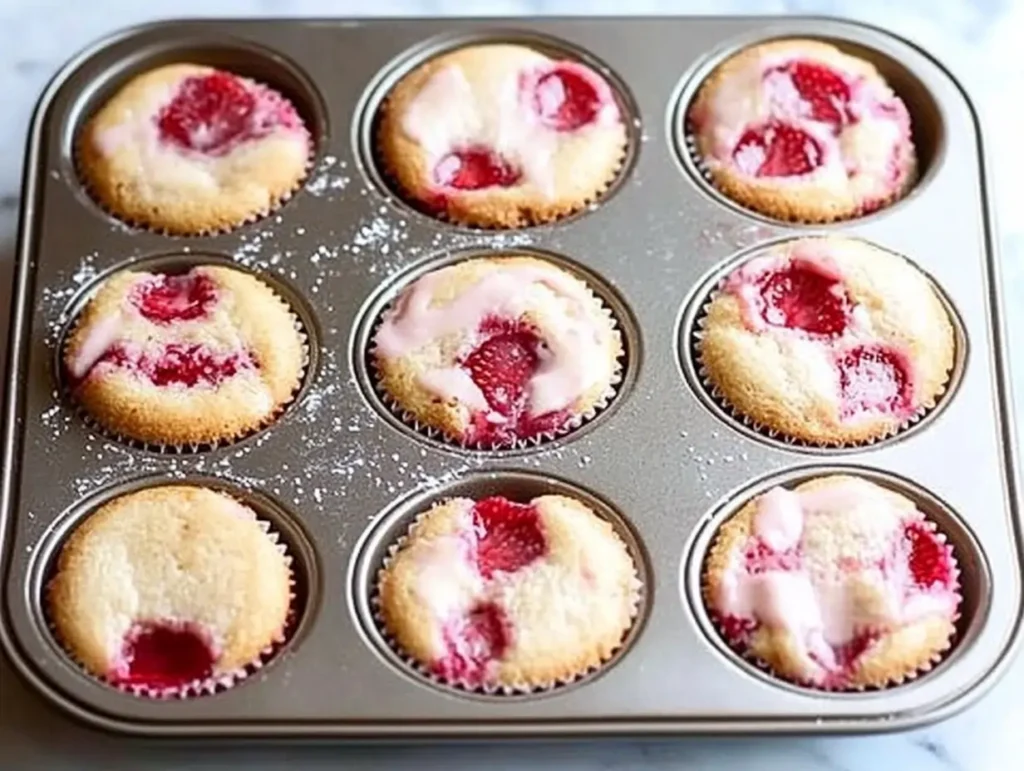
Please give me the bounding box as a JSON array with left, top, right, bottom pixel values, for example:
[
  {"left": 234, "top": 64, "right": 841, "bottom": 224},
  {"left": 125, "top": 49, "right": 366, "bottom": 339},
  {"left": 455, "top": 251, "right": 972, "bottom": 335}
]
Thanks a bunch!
[
  {"left": 688, "top": 39, "right": 916, "bottom": 222},
  {"left": 77, "top": 64, "right": 312, "bottom": 234},
  {"left": 697, "top": 236, "right": 955, "bottom": 445},
  {"left": 47, "top": 485, "right": 293, "bottom": 697},
  {"left": 377, "top": 44, "right": 627, "bottom": 228},
  {"left": 372, "top": 255, "right": 622, "bottom": 448},
  {"left": 702, "top": 474, "right": 961, "bottom": 690},
  {"left": 63, "top": 264, "right": 305, "bottom": 447},
  {"left": 378, "top": 493, "right": 641, "bottom": 691}
]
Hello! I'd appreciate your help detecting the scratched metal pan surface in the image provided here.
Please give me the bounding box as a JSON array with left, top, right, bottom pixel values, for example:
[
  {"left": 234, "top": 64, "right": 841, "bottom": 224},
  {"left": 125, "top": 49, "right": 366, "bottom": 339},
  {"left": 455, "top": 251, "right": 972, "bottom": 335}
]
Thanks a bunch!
[{"left": 1, "top": 15, "right": 1020, "bottom": 738}]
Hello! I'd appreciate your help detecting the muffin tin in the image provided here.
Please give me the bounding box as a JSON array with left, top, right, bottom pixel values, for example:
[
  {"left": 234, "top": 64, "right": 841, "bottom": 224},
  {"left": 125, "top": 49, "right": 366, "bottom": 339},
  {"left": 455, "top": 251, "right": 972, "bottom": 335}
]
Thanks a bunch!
[{"left": 0, "top": 16, "right": 1019, "bottom": 737}]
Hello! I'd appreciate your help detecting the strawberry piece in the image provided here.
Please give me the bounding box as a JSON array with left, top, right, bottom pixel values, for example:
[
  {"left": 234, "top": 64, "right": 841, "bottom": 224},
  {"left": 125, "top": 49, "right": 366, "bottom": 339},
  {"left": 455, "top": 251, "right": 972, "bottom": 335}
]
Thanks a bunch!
[
  {"left": 156, "top": 71, "right": 301, "bottom": 156},
  {"left": 904, "top": 521, "right": 953, "bottom": 588},
  {"left": 733, "top": 120, "right": 823, "bottom": 177},
  {"left": 531, "top": 64, "right": 602, "bottom": 131},
  {"left": 716, "top": 613, "right": 759, "bottom": 646},
  {"left": 102, "top": 343, "right": 255, "bottom": 388},
  {"left": 755, "top": 262, "right": 851, "bottom": 335},
  {"left": 463, "top": 320, "right": 539, "bottom": 416},
  {"left": 433, "top": 601, "right": 511, "bottom": 684},
  {"left": 470, "top": 496, "right": 547, "bottom": 578},
  {"left": 460, "top": 317, "right": 570, "bottom": 444},
  {"left": 113, "top": 621, "right": 215, "bottom": 690},
  {"left": 743, "top": 539, "right": 803, "bottom": 574},
  {"left": 157, "top": 72, "right": 256, "bottom": 154},
  {"left": 835, "top": 344, "right": 912, "bottom": 420},
  {"left": 776, "top": 61, "right": 853, "bottom": 130},
  {"left": 132, "top": 272, "right": 218, "bottom": 324},
  {"left": 433, "top": 147, "right": 522, "bottom": 190}
]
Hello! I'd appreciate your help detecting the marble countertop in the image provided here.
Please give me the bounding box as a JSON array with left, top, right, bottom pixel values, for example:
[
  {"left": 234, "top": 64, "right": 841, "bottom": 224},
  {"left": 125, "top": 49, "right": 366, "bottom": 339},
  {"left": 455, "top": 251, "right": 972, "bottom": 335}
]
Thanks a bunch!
[{"left": 1, "top": 1, "right": 1022, "bottom": 769}]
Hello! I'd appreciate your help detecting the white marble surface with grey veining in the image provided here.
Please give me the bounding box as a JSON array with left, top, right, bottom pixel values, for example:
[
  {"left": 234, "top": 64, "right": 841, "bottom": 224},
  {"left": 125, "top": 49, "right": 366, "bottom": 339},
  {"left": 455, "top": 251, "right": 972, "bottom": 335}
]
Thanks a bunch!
[{"left": 0, "top": 1, "right": 1022, "bottom": 769}]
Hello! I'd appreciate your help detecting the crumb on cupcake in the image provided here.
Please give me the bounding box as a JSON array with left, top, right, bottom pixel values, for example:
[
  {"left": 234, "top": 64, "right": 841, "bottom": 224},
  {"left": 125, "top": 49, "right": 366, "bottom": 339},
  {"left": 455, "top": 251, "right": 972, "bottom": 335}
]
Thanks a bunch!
[
  {"left": 688, "top": 39, "right": 916, "bottom": 222},
  {"left": 697, "top": 235, "right": 955, "bottom": 445},
  {"left": 372, "top": 255, "right": 622, "bottom": 448},
  {"left": 703, "top": 474, "right": 961, "bottom": 690},
  {"left": 63, "top": 264, "right": 305, "bottom": 447},
  {"left": 378, "top": 493, "right": 641, "bottom": 690},
  {"left": 377, "top": 44, "right": 627, "bottom": 228},
  {"left": 47, "top": 485, "right": 292, "bottom": 696},
  {"left": 77, "top": 64, "right": 311, "bottom": 234}
]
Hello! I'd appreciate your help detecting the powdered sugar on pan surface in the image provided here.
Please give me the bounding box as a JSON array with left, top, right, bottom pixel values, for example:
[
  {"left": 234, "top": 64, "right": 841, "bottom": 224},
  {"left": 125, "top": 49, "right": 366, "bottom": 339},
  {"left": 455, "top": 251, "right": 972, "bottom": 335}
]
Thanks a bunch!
[{"left": 304, "top": 155, "right": 350, "bottom": 197}]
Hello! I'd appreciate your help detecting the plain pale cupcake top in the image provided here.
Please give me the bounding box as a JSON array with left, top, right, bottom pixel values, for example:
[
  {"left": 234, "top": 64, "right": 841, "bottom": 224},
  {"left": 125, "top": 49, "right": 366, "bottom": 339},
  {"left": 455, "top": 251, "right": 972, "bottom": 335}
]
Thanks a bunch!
[
  {"left": 47, "top": 485, "right": 292, "bottom": 681},
  {"left": 689, "top": 39, "right": 915, "bottom": 221},
  {"left": 78, "top": 64, "right": 311, "bottom": 233},
  {"left": 378, "top": 494, "right": 640, "bottom": 689},
  {"left": 377, "top": 44, "right": 627, "bottom": 227},
  {"left": 704, "top": 475, "right": 960, "bottom": 689},
  {"left": 698, "top": 236, "right": 955, "bottom": 444}
]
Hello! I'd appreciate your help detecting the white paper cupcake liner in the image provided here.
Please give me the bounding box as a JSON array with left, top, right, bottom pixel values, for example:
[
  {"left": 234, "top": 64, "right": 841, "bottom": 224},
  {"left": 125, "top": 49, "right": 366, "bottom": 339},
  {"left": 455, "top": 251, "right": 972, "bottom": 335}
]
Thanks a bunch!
[{"left": 371, "top": 506, "right": 645, "bottom": 696}]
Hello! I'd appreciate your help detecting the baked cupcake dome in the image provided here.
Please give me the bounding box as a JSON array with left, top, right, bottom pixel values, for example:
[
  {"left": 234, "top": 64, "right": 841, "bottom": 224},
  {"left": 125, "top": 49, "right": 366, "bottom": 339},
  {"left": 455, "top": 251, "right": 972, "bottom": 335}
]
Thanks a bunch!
[
  {"left": 47, "top": 485, "right": 292, "bottom": 695},
  {"left": 688, "top": 39, "right": 916, "bottom": 222},
  {"left": 377, "top": 44, "right": 627, "bottom": 228},
  {"left": 77, "top": 64, "right": 311, "bottom": 234},
  {"left": 703, "top": 475, "right": 961, "bottom": 690},
  {"left": 378, "top": 494, "right": 641, "bottom": 690},
  {"left": 372, "top": 255, "right": 622, "bottom": 448},
  {"left": 64, "top": 264, "right": 305, "bottom": 447},
  {"left": 697, "top": 236, "right": 955, "bottom": 445}
]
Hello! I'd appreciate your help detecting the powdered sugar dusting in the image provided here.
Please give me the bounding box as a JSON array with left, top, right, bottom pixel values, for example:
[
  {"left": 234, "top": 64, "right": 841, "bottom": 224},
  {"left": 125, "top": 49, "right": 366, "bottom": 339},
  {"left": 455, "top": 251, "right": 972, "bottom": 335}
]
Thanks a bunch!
[{"left": 304, "top": 155, "right": 350, "bottom": 197}]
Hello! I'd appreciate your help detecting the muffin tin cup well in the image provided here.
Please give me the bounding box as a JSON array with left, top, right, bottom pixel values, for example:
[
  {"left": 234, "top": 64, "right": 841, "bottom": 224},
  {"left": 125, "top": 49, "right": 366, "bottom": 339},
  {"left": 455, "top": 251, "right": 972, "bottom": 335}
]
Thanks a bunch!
[
  {"left": 677, "top": 233, "right": 968, "bottom": 453},
  {"left": 351, "top": 246, "right": 639, "bottom": 456},
  {"left": 54, "top": 251, "right": 320, "bottom": 454},
  {"left": 670, "top": 31, "right": 946, "bottom": 227},
  {"left": 354, "top": 28, "right": 642, "bottom": 232},
  {"left": 28, "top": 475, "right": 319, "bottom": 701},
  {"left": 681, "top": 464, "right": 990, "bottom": 697},
  {"left": 349, "top": 469, "right": 649, "bottom": 699},
  {"left": 1, "top": 16, "right": 1019, "bottom": 738}
]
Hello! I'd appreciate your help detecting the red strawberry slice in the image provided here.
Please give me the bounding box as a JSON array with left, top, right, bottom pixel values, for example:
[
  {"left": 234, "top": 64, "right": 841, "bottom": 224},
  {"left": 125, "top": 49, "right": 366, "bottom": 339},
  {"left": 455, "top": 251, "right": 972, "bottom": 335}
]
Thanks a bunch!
[
  {"left": 531, "top": 65, "right": 601, "bottom": 131},
  {"left": 157, "top": 72, "right": 260, "bottom": 155},
  {"left": 904, "top": 521, "right": 953, "bottom": 588},
  {"left": 459, "top": 318, "right": 572, "bottom": 444},
  {"left": 132, "top": 272, "right": 218, "bottom": 324},
  {"left": 470, "top": 496, "right": 547, "bottom": 578},
  {"left": 114, "top": 621, "right": 215, "bottom": 690},
  {"left": 733, "top": 120, "right": 823, "bottom": 178},
  {"left": 835, "top": 344, "right": 912, "bottom": 420},
  {"left": 785, "top": 61, "right": 853, "bottom": 130},
  {"left": 756, "top": 262, "right": 851, "bottom": 335},
  {"left": 462, "top": 321, "right": 540, "bottom": 416},
  {"left": 433, "top": 147, "right": 522, "bottom": 190},
  {"left": 433, "top": 601, "right": 511, "bottom": 684}
]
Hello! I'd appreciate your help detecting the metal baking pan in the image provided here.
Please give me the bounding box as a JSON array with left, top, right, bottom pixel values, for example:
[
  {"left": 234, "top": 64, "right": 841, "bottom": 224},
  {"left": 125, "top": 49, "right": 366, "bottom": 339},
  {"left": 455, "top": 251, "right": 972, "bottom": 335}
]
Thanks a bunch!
[{"left": 1, "top": 15, "right": 1020, "bottom": 738}]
